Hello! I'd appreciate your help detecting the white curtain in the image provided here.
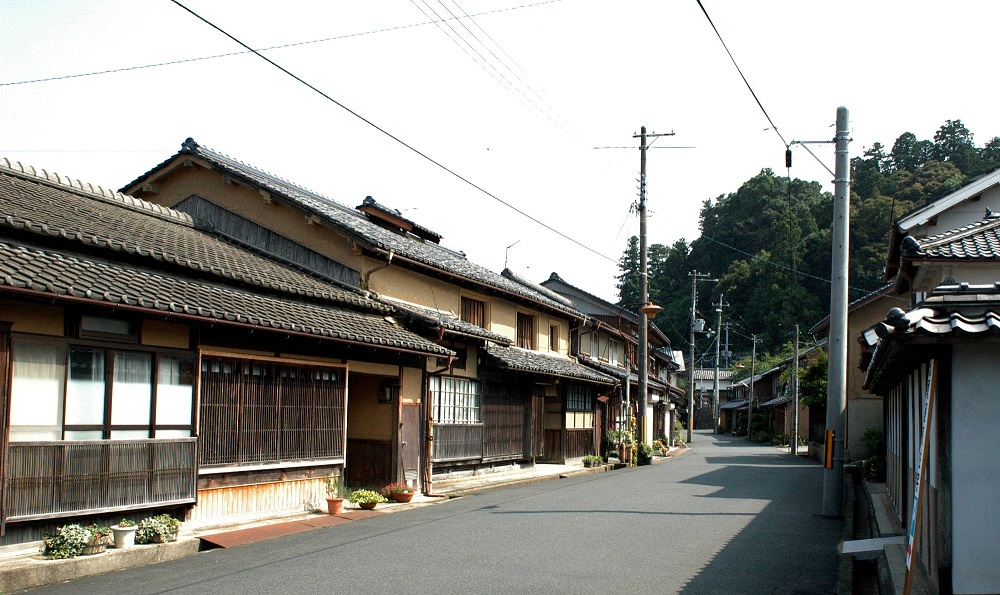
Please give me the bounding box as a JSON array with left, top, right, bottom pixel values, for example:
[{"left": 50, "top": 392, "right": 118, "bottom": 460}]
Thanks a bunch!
[
  {"left": 155, "top": 356, "right": 193, "bottom": 426},
  {"left": 110, "top": 351, "right": 151, "bottom": 426},
  {"left": 65, "top": 348, "right": 105, "bottom": 426},
  {"left": 9, "top": 343, "right": 65, "bottom": 441}
]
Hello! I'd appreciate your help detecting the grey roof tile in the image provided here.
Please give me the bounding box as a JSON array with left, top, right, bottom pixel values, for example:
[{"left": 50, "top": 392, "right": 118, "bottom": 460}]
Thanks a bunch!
[
  {"left": 0, "top": 160, "right": 385, "bottom": 313},
  {"left": 383, "top": 298, "right": 512, "bottom": 345},
  {"left": 484, "top": 344, "right": 616, "bottom": 384},
  {"left": 913, "top": 213, "right": 1000, "bottom": 260},
  {"left": 0, "top": 238, "right": 452, "bottom": 356},
  {"left": 134, "top": 140, "right": 582, "bottom": 318}
]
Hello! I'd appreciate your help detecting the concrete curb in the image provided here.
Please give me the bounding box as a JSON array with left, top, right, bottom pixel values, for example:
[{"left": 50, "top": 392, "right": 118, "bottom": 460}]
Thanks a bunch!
[{"left": 0, "top": 538, "right": 200, "bottom": 593}]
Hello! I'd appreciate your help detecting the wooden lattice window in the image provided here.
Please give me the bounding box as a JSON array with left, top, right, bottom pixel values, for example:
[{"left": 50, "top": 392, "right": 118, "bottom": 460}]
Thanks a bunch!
[
  {"left": 430, "top": 376, "right": 481, "bottom": 424},
  {"left": 461, "top": 297, "right": 486, "bottom": 328},
  {"left": 516, "top": 312, "right": 535, "bottom": 350},
  {"left": 198, "top": 356, "right": 346, "bottom": 468}
]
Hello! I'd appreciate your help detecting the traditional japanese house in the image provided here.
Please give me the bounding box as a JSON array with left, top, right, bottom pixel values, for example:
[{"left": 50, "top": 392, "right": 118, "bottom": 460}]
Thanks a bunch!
[
  {"left": 0, "top": 159, "right": 452, "bottom": 542},
  {"left": 539, "top": 273, "right": 681, "bottom": 448},
  {"left": 122, "top": 139, "right": 616, "bottom": 486},
  {"left": 862, "top": 209, "right": 1000, "bottom": 594}
]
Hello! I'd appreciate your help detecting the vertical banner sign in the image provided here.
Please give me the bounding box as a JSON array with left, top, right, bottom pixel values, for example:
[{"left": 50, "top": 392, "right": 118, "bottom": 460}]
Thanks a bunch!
[{"left": 903, "top": 360, "right": 937, "bottom": 595}]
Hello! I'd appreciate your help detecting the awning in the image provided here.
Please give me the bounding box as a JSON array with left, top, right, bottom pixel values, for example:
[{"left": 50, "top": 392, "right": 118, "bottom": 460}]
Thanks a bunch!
[{"left": 484, "top": 344, "right": 616, "bottom": 385}]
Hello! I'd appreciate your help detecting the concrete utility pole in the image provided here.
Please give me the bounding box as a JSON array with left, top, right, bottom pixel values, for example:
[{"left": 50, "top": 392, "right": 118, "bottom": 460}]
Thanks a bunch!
[
  {"left": 712, "top": 295, "right": 724, "bottom": 433},
  {"left": 791, "top": 324, "right": 800, "bottom": 455},
  {"left": 823, "top": 107, "right": 851, "bottom": 517},
  {"left": 747, "top": 335, "right": 757, "bottom": 439},
  {"left": 634, "top": 126, "right": 673, "bottom": 445},
  {"left": 687, "top": 270, "right": 715, "bottom": 443}
]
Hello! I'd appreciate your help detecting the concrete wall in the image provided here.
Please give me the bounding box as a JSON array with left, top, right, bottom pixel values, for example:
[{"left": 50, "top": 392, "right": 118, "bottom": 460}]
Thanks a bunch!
[{"left": 951, "top": 344, "right": 1000, "bottom": 594}]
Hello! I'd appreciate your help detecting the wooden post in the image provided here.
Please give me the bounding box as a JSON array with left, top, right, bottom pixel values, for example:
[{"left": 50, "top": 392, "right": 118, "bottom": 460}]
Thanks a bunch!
[{"left": 903, "top": 360, "right": 937, "bottom": 595}]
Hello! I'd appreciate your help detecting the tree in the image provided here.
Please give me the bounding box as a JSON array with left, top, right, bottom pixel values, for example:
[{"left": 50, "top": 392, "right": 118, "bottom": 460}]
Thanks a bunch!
[
  {"left": 799, "top": 351, "right": 828, "bottom": 407},
  {"left": 933, "top": 119, "right": 979, "bottom": 174},
  {"left": 616, "top": 236, "right": 640, "bottom": 306},
  {"left": 890, "top": 132, "right": 933, "bottom": 172}
]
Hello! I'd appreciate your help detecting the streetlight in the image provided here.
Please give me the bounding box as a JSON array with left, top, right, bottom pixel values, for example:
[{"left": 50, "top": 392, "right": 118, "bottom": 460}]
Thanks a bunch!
[{"left": 617, "top": 301, "right": 663, "bottom": 446}]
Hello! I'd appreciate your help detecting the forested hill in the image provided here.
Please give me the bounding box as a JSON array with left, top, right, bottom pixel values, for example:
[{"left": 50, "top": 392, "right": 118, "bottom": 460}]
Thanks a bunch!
[{"left": 616, "top": 119, "right": 1000, "bottom": 358}]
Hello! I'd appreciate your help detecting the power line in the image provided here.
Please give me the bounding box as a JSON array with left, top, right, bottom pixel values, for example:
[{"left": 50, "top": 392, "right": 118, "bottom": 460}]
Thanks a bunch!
[
  {"left": 168, "top": 0, "right": 617, "bottom": 265},
  {"left": 1, "top": 1, "right": 566, "bottom": 87},
  {"left": 695, "top": 0, "right": 788, "bottom": 148}
]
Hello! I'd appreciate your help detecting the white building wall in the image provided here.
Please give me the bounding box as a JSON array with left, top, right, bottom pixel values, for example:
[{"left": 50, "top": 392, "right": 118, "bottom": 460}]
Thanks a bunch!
[{"left": 951, "top": 343, "right": 1000, "bottom": 593}]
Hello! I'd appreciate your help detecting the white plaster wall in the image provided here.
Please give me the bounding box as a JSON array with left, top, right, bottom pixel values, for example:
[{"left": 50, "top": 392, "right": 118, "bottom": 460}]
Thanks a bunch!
[{"left": 951, "top": 343, "right": 1000, "bottom": 593}]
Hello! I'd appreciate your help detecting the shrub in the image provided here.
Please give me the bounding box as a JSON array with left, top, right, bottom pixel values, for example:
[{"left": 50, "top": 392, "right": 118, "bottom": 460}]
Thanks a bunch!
[
  {"left": 135, "top": 514, "right": 181, "bottom": 544},
  {"left": 42, "top": 524, "right": 92, "bottom": 559}
]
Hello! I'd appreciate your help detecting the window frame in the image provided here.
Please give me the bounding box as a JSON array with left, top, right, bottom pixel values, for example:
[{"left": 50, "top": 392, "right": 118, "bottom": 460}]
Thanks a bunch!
[
  {"left": 516, "top": 312, "right": 536, "bottom": 350},
  {"left": 430, "top": 376, "right": 481, "bottom": 424},
  {"left": 8, "top": 334, "right": 196, "bottom": 442},
  {"left": 460, "top": 296, "right": 487, "bottom": 328}
]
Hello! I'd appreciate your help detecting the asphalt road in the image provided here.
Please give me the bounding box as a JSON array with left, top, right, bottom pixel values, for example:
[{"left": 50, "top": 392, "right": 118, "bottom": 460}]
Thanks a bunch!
[{"left": 29, "top": 431, "right": 842, "bottom": 594}]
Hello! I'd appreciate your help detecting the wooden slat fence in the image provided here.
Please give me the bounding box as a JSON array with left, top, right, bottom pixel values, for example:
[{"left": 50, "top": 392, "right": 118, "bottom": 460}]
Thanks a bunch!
[
  {"left": 565, "top": 429, "right": 594, "bottom": 460},
  {"left": 432, "top": 424, "right": 483, "bottom": 462},
  {"left": 3, "top": 438, "right": 197, "bottom": 522}
]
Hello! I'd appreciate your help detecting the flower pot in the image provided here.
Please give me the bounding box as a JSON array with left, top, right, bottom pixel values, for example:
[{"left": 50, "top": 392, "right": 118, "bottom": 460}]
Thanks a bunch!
[
  {"left": 82, "top": 535, "right": 109, "bottom": 555},
  {"left": 111, "top": 525, "right": 137, "bottom": 549},
  {"left": 359, "top": 501, "right": 378, "bottom": 510},
  {"left": 326, "top": 497, "right": 344, "bottom": 515},
  {"left": 391, "top": 491, "right": 414, "bottom": 503}
]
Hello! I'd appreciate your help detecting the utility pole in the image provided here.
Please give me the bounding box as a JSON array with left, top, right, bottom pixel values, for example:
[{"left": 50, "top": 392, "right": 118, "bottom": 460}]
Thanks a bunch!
[
  {"left": 747, "top": 335, "right": 757, "bottom": 439},
  {"left": 791, "top": 324, "right": 800, "bottom": 455},
  {"left": 634, "top": 125, "right": 673, "bottom": 445},
  {"left": 712, "top": 295, "right": 724, "bottom": 433},
  {"left": 687, "top": 270, "right": 715, "bottom": 443},
  {"left": 823, "top": 107, "right": 851, "bottom": 517}
]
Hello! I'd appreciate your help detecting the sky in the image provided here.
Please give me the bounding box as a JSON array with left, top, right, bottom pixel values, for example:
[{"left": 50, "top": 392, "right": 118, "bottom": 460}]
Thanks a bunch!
[{"left": 4, "top": 1, "right": 1000, "bottom": 304}]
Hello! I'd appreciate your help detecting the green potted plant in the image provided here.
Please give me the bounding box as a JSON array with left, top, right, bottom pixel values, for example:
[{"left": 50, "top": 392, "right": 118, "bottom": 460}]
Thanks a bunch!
[
  {"left": 636, "top": 441, "right": 654, "bottom": 466},
  {"left": 136, "top": 514, "right": 182, "bottom": 544},
  {"left": 111, "top": 519, "right": 137, "bottom": 549},
  {"left": 582, "top": 454, "right": 603, "bottom": 468},
  {"left": 349, "top": 488, "right": 387, "bottom": 510},
  {"left": 381, "top": 481, "right": 415, "bottom": 503},
  {"left": 41, "top": 524, "right": 92, "bottom": 559},
  {"left": 324, "top": 475, "right": 350, "bottom": 514},
  {"left": 82, "top": 525, "right": 111, "bottom": 555}
]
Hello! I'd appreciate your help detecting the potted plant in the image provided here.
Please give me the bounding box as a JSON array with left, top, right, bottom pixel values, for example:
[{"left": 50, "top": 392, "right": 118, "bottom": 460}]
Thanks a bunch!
[
  {"left": 582, "top": 454, "right": 603, "bottom": 468},
  {"left": 324, "top": 475, "right": 350, "bottom": 514},
  {"left": 349, "top": 489, "right": 387, "bottom": 510},
  {"left": 381, "top": 481, "right": 415, "bottom": 503},
  {"left": 136, "top": 514, "right": 182, "bottom": 544},
  {"left": 41, "top": 524, "right": 92, "bottom": 559},
  {"left": 82, "top": 525, "right": 111, "bottom": 555},
  {"left": 636, "top": 441, "right": 654, "bottom": 466},
  {"left": 111, "top": 519, "right": 137, "bottom": 549}
]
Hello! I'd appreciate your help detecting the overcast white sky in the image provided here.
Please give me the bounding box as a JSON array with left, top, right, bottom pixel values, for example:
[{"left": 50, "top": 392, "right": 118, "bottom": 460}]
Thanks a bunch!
[{"left": 3, "top": 1, "right": 1000, "bottom": 303}]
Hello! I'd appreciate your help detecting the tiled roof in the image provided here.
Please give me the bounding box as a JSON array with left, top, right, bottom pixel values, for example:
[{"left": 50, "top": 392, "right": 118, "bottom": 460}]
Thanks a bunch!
[
  {"left": 692, "top": 368, "right": 735, "bottom": 381},
  {"left": 381, "top": 297, "right": 512, "bottom": 345},
  {"left": 0, "top": 158, "right": 385, "bottom": 313},
  {"left": 133, "top": 140, "right": 582, "bottom": 318},
  {"left": 907, "top": 213, "right": 1000, "bottom": 259},
  {"left": 863, "top": 283, "right": 1000, "bottom": 391},
  {"left": 578, "top": 358, "right": 670, "bottom": 391},
  {"left": 720, "top": 399, "right": 748, "bottom": 410},
  {"left": 484, "top": 344, "right": 616, "bottom": 384},
  {"left": 0, "top": 238, "right": 452, "bottom": 356}
]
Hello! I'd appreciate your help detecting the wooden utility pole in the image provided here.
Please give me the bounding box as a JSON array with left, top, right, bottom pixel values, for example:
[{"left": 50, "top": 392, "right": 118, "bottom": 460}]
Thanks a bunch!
[{"left": 634, "top": 126, "right": 673, "bottom": 445}]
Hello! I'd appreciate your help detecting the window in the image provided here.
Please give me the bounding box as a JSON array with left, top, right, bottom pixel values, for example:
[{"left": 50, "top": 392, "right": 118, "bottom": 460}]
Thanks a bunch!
[
  {"left": 565, "top": 384, "right": 594, "bottom": 429},
  {"left": 8, "top": 341, "right": 195, "bottom": 442},
  {"left": 549, "top": 325, "right": 559, "bottom": 352},
  {"left": 461, "top": 297, "right": 486, "bottom": 328},
  {"left": 199, "top": 356, "right": 346, "bottom": 468},
  {"left": 609, "top": 339, "right": 620, "bottom": 366},
  {"left": 430, "top": 376, "right": 481, "bottom": 424},
  {"left": 588, "top": 332, "right": 599, "bottom": 359},
  {"left": 516, "top": 312, "right": 535, "bottom": 350}
]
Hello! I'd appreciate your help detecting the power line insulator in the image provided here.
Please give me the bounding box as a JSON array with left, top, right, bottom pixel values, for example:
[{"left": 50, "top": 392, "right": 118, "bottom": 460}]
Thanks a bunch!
[{"left": 785, "top": 148, "right": 793, "bottom": 168}]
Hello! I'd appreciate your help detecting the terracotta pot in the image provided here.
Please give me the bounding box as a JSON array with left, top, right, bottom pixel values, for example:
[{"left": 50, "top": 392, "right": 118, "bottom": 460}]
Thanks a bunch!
[
  {"left": 391, "top": 491, "right": 414, "bottom": 503},
  {"left": 326, "top": 497, "right": 344, "bottom": 515},
  {"left": 359, "top": 501, "right": 378, "bottom": 510}
]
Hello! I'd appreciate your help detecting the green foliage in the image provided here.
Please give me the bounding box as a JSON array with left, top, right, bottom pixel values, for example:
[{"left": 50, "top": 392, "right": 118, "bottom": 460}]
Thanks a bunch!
[
  {"left": 799, "top": 351, "right": 828, "bottom": 407},
  {"left": 42, "top": 524, "right": 92, "bottom": 559},
  {"left": 673, "top": 419, "right": 685, "bottom": 446},
  {"left": 635, "top": 441, "right": 653, "bottom": 465},
  {"left": 135, "top": 514, "right": 181, "bottom": 544},
  {"left": 582, "top": 454, "right": 603, "bottom": 465},
  {"left": 324, "top": 474, "right": 350, "bottom": 498},
  {"left": 616, "top": 119, "right": 998, "bottom": 357},
  {"left": 349, "top": 489, "right": 387, "bottom": 504}
]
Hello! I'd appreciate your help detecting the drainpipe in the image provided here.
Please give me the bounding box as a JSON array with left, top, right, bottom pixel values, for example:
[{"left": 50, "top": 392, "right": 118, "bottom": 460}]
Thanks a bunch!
[{"left": 362, "top": 249, "right": 394, "bottom": 291}]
